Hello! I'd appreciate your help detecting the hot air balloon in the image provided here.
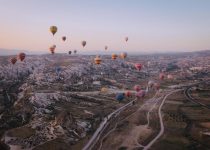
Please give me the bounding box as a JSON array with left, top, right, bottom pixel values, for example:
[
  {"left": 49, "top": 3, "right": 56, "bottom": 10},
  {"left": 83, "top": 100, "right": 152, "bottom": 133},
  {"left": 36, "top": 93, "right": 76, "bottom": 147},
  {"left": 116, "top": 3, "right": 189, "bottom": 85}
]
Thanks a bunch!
[
  {"left": 116, "top": 93, "right": 125, "bottom": 102},
  {"left": 136, "top": 90, "right": 146, "bottom": 98},
  {"left": 50, "top": 26, "right": 57, "bottom": 36},
  {"left": 167, "top": 74, "right": 173, "bottom": 80},
  {"left": 74, "top": 50, "right": 77, "bottom": 54},
  {"left": 148, "top": 80, "right": 155, "bottom": 88},
  {"left": 159, "top": 73, "right": 165, "bottom": 80},
  {"left": 111, "top": 54, "right": 118, "bottom": 60},
  {"left": 134, "top": 85, "right": 141, "bottom": 92},
  {"left": 101, "top": 87, "right": 108, "bottom": 93},
  {"left": 69, "top": 51, "right": 72, "bottom": 55},
  {"left": 125, "top": 91, "right": 132, "bottom": 97},
  {"left": 18, "top": 53, "right": 26, "bottom": 61},
  {"left": 94, "top": 56, "right": 102, "bottom": 65},
  {"left": 125, "top": 37, "right": 128, "bottom": 42},
  {"left": 49, "top": 46, "right": 55, "bottom": 54},
  {"left": 10, "top": 57, "right": 17, "bottom": 65},
  {"left": 120, "top": 52, "right": 127, "bottom": 59},
  {"left": 81, "top": 41, "right": 86, "bottom": 47},
  {"left": 154, "top": 83, "right": 160, "bottom": 90},
  {"left": 55, "top": 66, "right": 62, "bottom": 74},
  {"left": 135, "top": 63, "right": 142, "bottom": 71},
  {"left": 52, "top": 45, "right": 56, "bottom": 48},
  {"left": 62, "top": 36, "right": 66, "bottom": 41},
  {"left": 105, "top": 46, "right": 108, "bottom": 50}
]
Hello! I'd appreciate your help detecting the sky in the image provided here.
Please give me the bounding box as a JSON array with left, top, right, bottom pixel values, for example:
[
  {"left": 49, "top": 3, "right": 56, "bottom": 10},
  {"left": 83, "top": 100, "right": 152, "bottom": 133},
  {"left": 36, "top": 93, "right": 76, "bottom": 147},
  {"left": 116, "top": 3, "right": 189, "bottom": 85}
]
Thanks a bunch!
[{"left": 0, "top": 0, "right": 210, "bottom": 54}]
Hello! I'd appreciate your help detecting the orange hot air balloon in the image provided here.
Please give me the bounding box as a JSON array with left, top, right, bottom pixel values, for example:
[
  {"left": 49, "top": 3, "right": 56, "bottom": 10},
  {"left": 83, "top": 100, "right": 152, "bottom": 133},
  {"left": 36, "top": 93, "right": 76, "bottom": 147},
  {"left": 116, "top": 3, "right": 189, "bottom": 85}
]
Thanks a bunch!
[
  {"left": 94, "top": 56, "right": 102, "bottom": 65},
  {"left": 111, "top": 54, "right": 118, "bottom": 60},
  {"left": 62, "top": 36, "right": 66, "bottom": 41},
  {"left": 159, "top": 73, "right": 165, "bottom": 80},
  {"left": 18, "top": 53, "right": 26, "bottom": 61},
  {"left": 125, "top": 37, "right": 128, "bottom": 42},
  {"left": 81, "top": 41, "right": 86, "bottom": 47},
  {"left": 105, "top": 46, "right": 108, "bottom": 50},
  {"left": 135, "top": 63, "right": 142, "bottom": 71},
  {"left": 10, "top": 57, "right": 17, "bottom": 65},
  {"left": 120, "top": 52, "right": 127, "bottom": 59},
  {"left": 50, "top": 26, "right": 57, "bottom": 36}
]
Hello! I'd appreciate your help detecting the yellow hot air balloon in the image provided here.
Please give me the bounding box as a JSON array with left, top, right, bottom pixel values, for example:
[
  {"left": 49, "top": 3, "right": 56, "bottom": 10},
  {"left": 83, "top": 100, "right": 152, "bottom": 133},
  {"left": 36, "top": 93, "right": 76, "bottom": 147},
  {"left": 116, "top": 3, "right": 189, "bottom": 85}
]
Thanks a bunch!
[
  {"left": 101, "top": 87, "right": 108, "bottom": 93},
  {"left": 50, "top": 26, "right": 57, "bottom": 36}
]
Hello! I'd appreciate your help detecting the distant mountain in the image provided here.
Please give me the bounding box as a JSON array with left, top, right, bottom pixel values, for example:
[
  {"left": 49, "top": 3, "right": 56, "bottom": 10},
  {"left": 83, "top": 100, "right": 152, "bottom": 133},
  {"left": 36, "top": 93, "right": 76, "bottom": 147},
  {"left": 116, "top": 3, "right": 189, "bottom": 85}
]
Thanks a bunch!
[{"left": 0, "top": 48, "right": 46, "bottom": 56}]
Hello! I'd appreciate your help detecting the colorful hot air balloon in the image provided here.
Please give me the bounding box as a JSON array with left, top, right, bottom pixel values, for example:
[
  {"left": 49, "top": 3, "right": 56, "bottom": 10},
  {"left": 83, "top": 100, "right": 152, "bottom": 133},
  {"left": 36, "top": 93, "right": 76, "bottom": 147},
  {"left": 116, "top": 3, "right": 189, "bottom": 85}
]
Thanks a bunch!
[
  {"left": 94, "top": 56, "right": 102, "bottom": 65},
  {"left": 116, "top": 93, "right": 125, "bottom": 102},
  {"left": 50, "top": 26, "right": 57, "bottom": 36},
  {"left": 69, "top": 51, "right": 72, "bottom": 55},
  {"left": 81, "top": 41, "right": 86, "bottom": 47},
  {"left": 111, "top": 53, "right": 118, "bottom": 60},
  {"left": 18, "top": 53, "right": 26, "bottom": 61},
  {"left": 135, "top": 63, "right": 142, "bottom": 71},
  {"left": 159, "top": 73, "right": 165, "bottom": 80},
  {"left": 134, "top": 85, "right": 141, "bottom": 92},
  {"left": 10, "top": 57, "right": 17, "bottom": 65},
  {"left": 125, "top": 37, "right": 128, "bottom": 42},
  {"left": 62, "top": 36, "right": 66, "bottom": 41},
  {"left": 120, "top": 52, "right": 127, "bottom": 59},
  {"left": 105, "top": 46, "right": 108, "bottom": 50}
]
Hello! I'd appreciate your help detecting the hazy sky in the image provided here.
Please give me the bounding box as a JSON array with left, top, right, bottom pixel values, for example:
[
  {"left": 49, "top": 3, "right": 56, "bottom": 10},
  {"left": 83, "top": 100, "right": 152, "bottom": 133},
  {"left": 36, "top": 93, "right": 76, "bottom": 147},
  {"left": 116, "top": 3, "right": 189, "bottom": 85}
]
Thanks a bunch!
[{"left": 0, "top": 0, "right": 210, "bottom": 54}]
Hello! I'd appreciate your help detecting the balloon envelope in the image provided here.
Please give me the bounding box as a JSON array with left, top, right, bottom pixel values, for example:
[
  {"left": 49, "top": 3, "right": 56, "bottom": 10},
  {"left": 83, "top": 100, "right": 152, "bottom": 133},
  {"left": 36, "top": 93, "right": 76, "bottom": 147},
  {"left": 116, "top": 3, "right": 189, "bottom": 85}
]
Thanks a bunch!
[
  {"left": 116, "top": 93, "right": 125, "bottom": 102},
  {"left": 50, "top": 26, "right": 57, "bottom": 36},
  {"left": 18, "top": 53, "right": 26, "bottom": 61},
  {"left": 135, "top": 63, "right": 142, "bottom": 71},
  {"left": 81, "top": 41, "right": 86, "bottom": 47}
]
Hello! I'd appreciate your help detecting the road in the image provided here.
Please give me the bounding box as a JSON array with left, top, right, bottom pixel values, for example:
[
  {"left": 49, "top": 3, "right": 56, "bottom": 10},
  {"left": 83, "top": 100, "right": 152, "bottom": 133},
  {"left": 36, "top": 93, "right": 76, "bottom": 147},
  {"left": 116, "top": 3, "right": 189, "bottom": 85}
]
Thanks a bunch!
[
  {"left": 143, "top": 89, "right": 181, "bottom": 150},
  {"left": 184, "top": 85, "right": 210, "bottom": 110}
]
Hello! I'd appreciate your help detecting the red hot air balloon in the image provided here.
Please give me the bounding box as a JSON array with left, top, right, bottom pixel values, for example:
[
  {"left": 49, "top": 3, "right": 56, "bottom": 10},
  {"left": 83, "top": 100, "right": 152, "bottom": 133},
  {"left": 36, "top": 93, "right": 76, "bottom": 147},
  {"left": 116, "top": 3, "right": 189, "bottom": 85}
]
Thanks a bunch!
[
  {"left": 10, "top": 57, "right": 17, "bottom": 65},
  {"left": 62, "top": 36, "right": 66, "bottom": 41},
  {"left": 18, "top": 53, "right": 26, "bottom": 61},
  {"left": 159, "top": 73, "right": 165, "bottom": 80},
  {"left": 125, "top": 91, "right": 132, "bottom": 97},
  {"left": 135, "top": 63, "right": 142, "bottom": 71},
  {"left": 134, "top": 85, "right": 141, "bottom": 92}
]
